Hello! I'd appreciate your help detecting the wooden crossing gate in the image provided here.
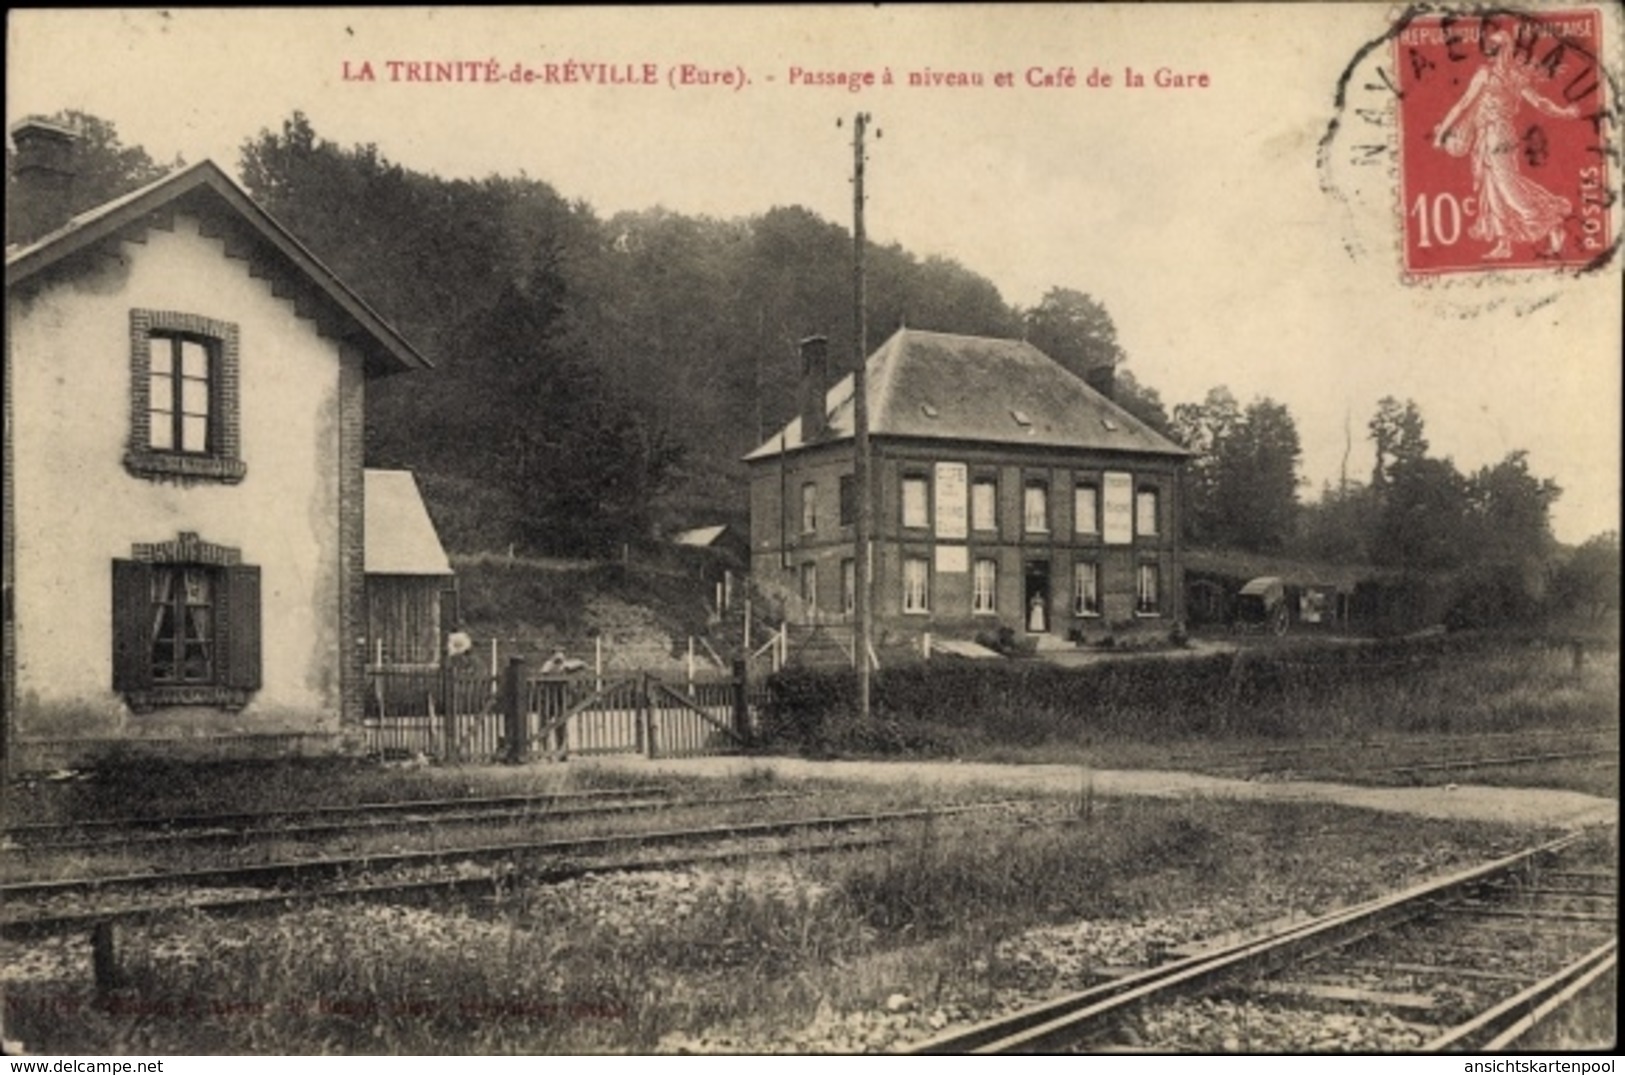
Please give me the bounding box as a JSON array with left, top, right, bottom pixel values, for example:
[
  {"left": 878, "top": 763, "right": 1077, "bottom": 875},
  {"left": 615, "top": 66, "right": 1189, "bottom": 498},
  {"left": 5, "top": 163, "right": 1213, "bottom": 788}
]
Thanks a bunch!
[{"left": 365, "top": 663, "right": 756, "bottom": 762}]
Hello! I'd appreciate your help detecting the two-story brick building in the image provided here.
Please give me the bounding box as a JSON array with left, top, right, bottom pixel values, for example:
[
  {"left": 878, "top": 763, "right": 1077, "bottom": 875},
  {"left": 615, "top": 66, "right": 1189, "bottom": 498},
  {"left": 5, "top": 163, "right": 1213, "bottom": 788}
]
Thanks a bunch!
[
  {"left": 746, "top": 328, "right": 1188, "bottom": 643},
  {"left": 4, "top": 122, "right": 432, "bottom": 770}
]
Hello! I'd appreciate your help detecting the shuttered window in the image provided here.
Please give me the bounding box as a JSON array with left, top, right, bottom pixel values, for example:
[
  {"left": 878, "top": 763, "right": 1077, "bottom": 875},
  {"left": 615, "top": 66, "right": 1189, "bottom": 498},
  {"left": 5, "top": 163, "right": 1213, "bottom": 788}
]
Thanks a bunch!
[{"left": 113, "top": 556, "right": 260, "bottom": 709}]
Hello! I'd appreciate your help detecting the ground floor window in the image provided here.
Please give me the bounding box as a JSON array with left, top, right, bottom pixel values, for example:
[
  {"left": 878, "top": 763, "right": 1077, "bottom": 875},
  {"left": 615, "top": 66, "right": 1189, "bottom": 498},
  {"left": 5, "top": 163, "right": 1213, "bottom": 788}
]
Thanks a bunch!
[
  {"left": 903, "top": 556, "right": 930, "bottom": 614},
  {"left": 113, "top": 533, "right": 260, "bottom": 710},
  {"left": 841, "top": 558, "right": 856, "bottom": 615},
  {"left": 800, "top": 561, "right": 818, "bottom": 612},
  {"left": 151, "top": 565, "right": 216, "bottom": 684},
  {"left": 1136, "top": 562, "right": 1161, "bottom": 615},
  {"left": 1074, "top": 561, "right": 1101, "bottom": 617},
  {"left": 973, "top": 558, "right": 997, "bottom": 614}
]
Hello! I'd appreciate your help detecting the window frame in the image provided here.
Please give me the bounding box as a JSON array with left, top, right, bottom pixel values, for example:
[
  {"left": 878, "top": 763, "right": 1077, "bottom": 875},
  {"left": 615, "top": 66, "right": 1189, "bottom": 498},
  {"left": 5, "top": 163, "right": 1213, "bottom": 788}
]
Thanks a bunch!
[
  {"left": 1074, "top": 560, "right": 1102, "bottom": 617},
  {"left": 971, "top": 477, "right": 998, "bottom": 532},
  {"left": 126, "top": 310, "right": 246, "bottom": 484},
  {"left": 1075, "top": 483, "right": 1100, "bottom": 536},
  {"left": 1136, "top": 486, "right": 1160, "bottom": 537},
  {"left": 1136, "top": 562, "right": 1162, "bottom": 616},
  {"left": 901, "top": 473, "right": 930, "bottom": 530},
  {"left": 1023, "top": 480, "right": 1050, "bottom": 534},
  {"left": 902, "top": 555, "right": 931, "bottom": 615},
  {"left": 972, "top": 557, "right": 998, "bottom": 616},
  {"left": 801, "top": 481, "right": 819, "bottom": 534}
]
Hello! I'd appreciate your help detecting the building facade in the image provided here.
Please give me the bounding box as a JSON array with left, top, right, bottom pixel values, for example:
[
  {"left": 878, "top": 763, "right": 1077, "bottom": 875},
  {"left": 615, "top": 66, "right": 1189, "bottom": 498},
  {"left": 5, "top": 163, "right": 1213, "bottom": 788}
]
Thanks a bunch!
[
  {"left": 746, "top": 329, "right": 1187, "bottom": 642},
  {"left": 4, "top": 129, "right": 429, "bottom": 770}
]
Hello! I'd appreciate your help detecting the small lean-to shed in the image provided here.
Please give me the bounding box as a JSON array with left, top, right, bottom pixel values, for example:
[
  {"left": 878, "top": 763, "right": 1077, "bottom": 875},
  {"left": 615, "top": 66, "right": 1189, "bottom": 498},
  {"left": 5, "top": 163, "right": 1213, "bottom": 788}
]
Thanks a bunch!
[{"left": 364, "top": 470, "right": 453, "bottom": 668}]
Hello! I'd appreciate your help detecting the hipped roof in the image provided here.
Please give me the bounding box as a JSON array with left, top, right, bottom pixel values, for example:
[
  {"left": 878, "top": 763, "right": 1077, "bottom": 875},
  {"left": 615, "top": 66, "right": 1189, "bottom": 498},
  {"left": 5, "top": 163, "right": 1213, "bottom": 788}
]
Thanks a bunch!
[
  {"left": 365, "top": 469, "right": 452, "bottom": 576},
  {"left": 745, "top": 328, "right": 1187, "bottom": 461},
  {"left": 6, "top": 160, "right": 429, "bottom": 378}
]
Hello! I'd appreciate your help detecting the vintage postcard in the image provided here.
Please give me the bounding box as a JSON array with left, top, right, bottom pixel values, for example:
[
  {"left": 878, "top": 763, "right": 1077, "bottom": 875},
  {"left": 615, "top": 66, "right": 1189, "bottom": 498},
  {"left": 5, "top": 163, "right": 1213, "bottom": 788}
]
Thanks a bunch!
[{"left": 4, "top": 4, "right": 1620, "bottom": 1059}]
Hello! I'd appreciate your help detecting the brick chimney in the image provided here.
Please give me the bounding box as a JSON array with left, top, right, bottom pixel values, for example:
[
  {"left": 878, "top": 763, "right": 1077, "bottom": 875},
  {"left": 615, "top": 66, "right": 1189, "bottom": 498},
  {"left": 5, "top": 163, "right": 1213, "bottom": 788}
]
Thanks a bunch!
[
  {"left": 1084, "top": 364, "right": 1116, "bottom": 401},
  {"left": 799, "top": 335, "right": 830, "bottom": 443},
  {"left": 8, "top": 118, "right": 80, "bottom": 246}
]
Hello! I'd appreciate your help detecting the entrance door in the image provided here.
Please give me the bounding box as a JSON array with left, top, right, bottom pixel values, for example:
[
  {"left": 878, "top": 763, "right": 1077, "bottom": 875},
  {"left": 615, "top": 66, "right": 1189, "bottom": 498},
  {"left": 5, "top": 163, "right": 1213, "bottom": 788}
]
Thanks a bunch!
[{"left": 1024, "top": 560, "right": 1050, "bottom": 633}]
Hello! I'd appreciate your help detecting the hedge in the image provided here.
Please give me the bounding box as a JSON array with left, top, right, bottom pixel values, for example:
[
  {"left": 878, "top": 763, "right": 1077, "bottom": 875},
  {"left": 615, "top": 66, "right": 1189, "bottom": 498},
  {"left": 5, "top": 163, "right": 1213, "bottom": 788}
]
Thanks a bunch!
[{"left": 757, "top": 632, "right": 1588, "bottom": 755}]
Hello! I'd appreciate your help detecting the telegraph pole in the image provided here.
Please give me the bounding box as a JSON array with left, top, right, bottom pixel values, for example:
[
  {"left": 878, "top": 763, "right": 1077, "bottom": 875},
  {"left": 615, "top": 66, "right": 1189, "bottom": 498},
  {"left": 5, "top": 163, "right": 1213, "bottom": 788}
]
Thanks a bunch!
[{"left": 851, "top": 112, "right": 874, "bottom": 721}]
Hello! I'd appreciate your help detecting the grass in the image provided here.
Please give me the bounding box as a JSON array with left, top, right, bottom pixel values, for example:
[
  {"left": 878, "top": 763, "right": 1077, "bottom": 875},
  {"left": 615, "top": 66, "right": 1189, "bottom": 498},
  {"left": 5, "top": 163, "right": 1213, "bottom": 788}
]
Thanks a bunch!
[{"left": 1, "top": 796, "right": 1563, "bottom": 1054}]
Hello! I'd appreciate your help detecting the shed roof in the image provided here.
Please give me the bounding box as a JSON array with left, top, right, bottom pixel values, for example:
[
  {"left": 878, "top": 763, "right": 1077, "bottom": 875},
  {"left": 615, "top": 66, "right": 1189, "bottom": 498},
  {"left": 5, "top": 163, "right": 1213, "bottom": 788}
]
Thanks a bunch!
[
  {"left": 365, "top": 469, "right": 452, "bottom": 575},
  {"left": 745, "top": 328, "right": 1187, "bottom": 461},
  {"left": 673, "top": 525, "right": 730, "bottom": 547},
  {"left": 6, "top": 160, "right": 430, "bottom": 378}
]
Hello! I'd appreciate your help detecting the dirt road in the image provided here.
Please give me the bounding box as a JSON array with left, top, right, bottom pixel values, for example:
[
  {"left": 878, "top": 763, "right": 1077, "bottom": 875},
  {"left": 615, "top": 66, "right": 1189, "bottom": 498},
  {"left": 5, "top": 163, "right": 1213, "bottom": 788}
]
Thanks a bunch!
[{"left": 579, "top": 754, "right": 1617, "bottom": 829}]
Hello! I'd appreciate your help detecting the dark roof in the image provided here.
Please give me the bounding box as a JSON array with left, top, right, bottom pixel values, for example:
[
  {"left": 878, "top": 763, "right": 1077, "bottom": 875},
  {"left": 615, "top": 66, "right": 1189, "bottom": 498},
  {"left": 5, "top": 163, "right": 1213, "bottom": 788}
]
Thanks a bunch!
[
  {"left": 745, "top": 328, "right": 1186, "bottom": 461},
  {"left": 5, "top": 160, "right": 429, "bottom": 377}
]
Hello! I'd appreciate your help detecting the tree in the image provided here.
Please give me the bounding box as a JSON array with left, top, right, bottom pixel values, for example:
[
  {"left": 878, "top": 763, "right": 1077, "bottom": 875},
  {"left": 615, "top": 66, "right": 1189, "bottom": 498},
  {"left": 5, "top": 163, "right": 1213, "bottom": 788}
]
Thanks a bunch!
[
  {"left": 1021, "top": 287, "right": 1126, "bottom": 381},
  {"left": 1171, "top": 389, "right": 1302, "bottom": 551},
  {"left": 1550, "top": 532, "right": 1621, "bottom": 622},
  {"left": 1368, "top": 396, "right": 1428, "bottom": 489},
  {"left": 6, "top": 110, "right": 174, "bottom": 244},
  {"left": 1466, "top": 450, "right": 1562, "bottom": 562},
  {"left": 1114, "top": 369, "right": 1176, "bottom": 441}
]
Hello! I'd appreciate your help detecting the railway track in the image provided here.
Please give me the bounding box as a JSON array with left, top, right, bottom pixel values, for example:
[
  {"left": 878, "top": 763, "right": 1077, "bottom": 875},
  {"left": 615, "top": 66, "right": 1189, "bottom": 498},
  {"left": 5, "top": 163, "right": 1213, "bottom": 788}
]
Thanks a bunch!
[
  {"left": 1, "top": 788, "right": 807, "bottom": 855},
  {"left": 912, "top": 830, "right": 1616, "bottom": 1053},
  {"left": 0, "top": 798, "right": 1036, "bottom": 939},
  {"left": 2, "top": 785, "right": 676, "bottom": 846}
]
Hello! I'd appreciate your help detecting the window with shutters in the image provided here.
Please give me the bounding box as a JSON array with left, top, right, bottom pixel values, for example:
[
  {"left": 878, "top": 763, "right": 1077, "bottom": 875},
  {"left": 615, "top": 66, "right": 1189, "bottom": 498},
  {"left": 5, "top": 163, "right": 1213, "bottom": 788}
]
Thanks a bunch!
[
  {"left": 125, "top": 310, "right": 246, "bottom": 484},
  {"left": 113, "top": 532, "right": 260, "bottom": 712}
]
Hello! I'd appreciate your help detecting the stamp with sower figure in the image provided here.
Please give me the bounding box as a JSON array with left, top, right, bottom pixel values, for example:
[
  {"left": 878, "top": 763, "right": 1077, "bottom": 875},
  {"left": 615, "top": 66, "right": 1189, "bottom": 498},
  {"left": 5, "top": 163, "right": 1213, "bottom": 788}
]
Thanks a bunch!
[{"left": 1396, "top": 9, "right": 1611, "bottom": 275}]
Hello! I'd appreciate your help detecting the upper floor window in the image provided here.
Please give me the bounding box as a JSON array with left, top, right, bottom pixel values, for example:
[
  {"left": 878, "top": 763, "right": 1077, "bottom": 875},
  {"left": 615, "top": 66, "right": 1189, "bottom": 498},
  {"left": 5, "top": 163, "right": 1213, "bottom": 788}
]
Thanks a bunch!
[
  {"left": 972, "top": 478, "right": 997, "bottom": 531},
  {"left": 902, "top": 475, "right": 929, "bottom": 529},
  {"left": 126, "top": 310, "right": 245, "bottom": 484},
  {"left": 1075, "top": 484, "right": 1099, "bottom": 535},
  {"left": 801, "top": 482, "right": 819, "bottom": 533},
  {"left": 839, "top": 474, "right": 856, "bottom": 527},
  {"left": 1024, "top": 481, "right": 1049, "bottom": 533},
  {"left": 1136, "top": 488, "right": 1160, "bottom": 536}
]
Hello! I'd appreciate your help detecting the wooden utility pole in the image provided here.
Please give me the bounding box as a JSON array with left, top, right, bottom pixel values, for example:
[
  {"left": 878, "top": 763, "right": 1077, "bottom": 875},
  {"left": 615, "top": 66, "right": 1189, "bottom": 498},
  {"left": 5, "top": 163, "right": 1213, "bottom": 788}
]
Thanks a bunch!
[{"left": 851, "top": 112, "right": 874, "bottom": 721}]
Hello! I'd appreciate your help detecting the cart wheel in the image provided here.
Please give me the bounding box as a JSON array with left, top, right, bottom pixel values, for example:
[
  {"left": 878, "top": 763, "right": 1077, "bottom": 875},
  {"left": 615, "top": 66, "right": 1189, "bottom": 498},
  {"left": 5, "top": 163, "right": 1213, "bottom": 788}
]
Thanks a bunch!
[{"left": 1271, "top": 605, "right": 1289, "bottom": 636}]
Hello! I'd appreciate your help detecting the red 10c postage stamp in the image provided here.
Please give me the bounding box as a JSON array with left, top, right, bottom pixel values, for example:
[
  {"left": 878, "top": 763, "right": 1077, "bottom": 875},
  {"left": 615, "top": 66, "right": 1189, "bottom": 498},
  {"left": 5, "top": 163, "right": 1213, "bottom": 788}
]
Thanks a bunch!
[{"left": 1395, "top": 9, "right": 1611, "bottom": 275}]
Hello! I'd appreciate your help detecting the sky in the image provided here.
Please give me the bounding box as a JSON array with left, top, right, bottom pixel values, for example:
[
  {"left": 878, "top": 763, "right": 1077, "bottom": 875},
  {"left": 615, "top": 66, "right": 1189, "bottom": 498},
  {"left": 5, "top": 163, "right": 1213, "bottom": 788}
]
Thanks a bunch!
[{"left": 8, "top": 5, "right": 1621, "bottom": 544}]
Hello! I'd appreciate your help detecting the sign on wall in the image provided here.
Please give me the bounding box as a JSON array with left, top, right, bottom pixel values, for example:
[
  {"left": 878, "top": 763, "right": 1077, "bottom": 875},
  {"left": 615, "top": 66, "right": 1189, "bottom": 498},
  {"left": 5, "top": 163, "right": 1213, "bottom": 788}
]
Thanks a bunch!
[
  {"left": 934, "top": 461, "right": 968, "bottom": 539},
  {"left": 1103, "top": 471, "right": 1133, "bottom": 545}
]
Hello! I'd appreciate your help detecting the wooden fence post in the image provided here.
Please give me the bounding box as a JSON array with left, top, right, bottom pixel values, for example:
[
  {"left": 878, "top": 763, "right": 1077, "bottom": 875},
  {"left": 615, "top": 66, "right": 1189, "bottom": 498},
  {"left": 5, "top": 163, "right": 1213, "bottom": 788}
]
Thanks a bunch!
[
  {"left": 731, "top": 657, "right": 751, "bottom": 745},
  {"left": 439, "top": 631, "right": 456, "bottom": 763},
  {"left": 641, "top": 674, "right": 656, "bottom": 759},
  {"left": 503, "top": 656, "right": 526, "bottom": 765}
]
